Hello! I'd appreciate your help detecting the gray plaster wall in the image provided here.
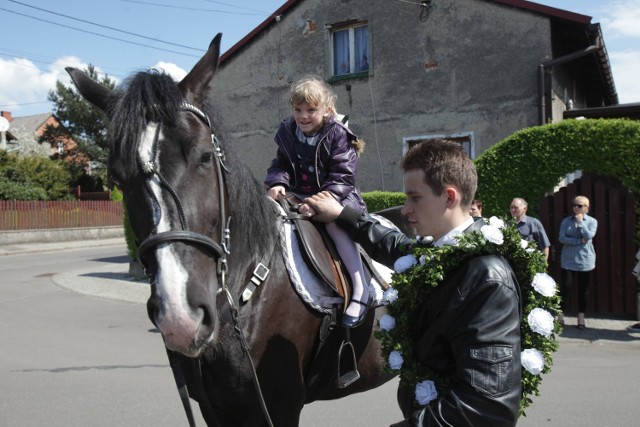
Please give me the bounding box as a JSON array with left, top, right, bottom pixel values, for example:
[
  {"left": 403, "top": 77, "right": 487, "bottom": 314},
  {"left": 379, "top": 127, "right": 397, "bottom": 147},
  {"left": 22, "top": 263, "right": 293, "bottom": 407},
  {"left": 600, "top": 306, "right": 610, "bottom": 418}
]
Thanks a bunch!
[{"left": 209, "top": 0, "right": 553, "bottom": 192}]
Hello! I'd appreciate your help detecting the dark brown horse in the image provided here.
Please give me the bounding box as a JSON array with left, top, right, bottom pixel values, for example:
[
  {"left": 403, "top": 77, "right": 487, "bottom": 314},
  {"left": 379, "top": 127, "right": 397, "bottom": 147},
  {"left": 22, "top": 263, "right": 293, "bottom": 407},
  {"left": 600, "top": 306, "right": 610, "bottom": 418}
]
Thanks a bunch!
[{"left": 67, "top": 34, "right": 395, "bottom": 426}]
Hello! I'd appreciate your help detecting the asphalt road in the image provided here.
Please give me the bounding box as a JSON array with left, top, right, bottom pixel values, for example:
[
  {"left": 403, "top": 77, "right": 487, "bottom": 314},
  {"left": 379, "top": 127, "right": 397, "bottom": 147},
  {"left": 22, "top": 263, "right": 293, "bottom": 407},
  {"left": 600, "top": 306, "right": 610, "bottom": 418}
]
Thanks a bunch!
[
  {"left": 0, "top": 245, "right": 205, "bottom": 427},
  {"left": 1, "top": 244, "right": 639, "bottom": 426}
]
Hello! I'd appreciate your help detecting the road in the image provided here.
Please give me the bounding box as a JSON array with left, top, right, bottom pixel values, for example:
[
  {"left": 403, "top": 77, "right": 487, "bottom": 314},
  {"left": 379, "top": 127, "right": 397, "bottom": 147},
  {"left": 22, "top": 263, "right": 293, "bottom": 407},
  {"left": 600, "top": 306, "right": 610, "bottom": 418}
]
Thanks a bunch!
[
  {"left": 1, "top": 244, "right": 639, "bottom": 426},
  {"left": 0, "top": 245, "right": 205, "bottom": 427}
]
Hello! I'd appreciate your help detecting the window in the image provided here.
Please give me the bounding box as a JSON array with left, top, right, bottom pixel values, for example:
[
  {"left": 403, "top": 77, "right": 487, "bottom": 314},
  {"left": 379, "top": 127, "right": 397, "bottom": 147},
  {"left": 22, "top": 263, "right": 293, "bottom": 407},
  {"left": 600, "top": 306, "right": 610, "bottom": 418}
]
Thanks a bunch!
[
  {"left": 403, "top": 132, "right": 476, "bottom": 159},
  {"left": 331, "top": 23, "right": 369, "bottom": 78}
]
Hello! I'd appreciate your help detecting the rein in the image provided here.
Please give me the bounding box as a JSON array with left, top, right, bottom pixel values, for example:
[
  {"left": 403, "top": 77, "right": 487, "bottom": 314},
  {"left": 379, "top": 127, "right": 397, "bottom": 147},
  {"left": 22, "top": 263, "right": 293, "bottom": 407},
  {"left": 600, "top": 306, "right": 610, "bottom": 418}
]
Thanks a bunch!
[{"left": 135, "top": 102, "right": 274, "bottom": 427}]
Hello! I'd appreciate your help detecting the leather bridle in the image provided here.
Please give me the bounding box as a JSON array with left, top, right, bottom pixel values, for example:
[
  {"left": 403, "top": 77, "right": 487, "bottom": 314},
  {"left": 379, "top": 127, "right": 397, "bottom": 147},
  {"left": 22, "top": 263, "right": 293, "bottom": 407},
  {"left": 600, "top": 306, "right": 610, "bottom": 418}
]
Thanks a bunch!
[
  {"left": 136, "top": 102, "right": 230, "bottom": 272},
  {"left": 132, "top": 102, "right": 273, "bottom": 427}
]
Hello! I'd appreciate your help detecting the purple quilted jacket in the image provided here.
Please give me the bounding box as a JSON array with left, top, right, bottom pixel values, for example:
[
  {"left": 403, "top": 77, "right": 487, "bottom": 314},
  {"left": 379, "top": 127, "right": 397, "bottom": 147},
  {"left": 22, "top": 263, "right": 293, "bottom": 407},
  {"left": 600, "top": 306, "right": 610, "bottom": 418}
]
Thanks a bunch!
[{"left": 264, "top": 116, "right": 367, "bottom": 213}]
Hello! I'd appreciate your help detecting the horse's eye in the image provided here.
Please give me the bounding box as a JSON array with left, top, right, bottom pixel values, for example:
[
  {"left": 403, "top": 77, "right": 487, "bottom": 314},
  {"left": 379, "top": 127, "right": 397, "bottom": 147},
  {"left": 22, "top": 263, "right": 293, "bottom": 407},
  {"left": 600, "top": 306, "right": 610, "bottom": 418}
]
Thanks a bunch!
[{"left": 200, "top": 152, "right": 213, "bottom": 166}]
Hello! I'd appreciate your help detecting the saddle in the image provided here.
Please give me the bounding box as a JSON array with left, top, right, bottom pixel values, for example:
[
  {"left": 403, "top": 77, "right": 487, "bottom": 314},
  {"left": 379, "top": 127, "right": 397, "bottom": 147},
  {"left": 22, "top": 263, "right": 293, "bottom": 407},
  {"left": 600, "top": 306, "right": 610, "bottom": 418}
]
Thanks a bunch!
[{"left": 279, "top": 195, "right": 389, "bottom": 311}]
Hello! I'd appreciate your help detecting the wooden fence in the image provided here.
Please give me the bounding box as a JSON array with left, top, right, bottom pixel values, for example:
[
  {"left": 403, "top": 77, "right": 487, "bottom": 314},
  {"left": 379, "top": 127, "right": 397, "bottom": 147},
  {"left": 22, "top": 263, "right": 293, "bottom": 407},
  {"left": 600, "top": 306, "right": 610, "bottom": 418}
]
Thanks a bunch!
[
  {"left": 0, "top": 200, "right": 123, "bottom": 230},
  {"left": 539, "top": 173, "right": 637, "bottom": 317}
]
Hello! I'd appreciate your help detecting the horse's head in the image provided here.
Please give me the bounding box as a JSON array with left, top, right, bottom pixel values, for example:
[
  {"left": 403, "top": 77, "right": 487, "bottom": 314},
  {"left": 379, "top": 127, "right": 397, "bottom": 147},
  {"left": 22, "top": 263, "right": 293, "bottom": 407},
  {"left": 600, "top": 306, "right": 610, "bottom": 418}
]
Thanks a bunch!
[{"left": 67, "top": 35, "right": 228, "bottom": 357}]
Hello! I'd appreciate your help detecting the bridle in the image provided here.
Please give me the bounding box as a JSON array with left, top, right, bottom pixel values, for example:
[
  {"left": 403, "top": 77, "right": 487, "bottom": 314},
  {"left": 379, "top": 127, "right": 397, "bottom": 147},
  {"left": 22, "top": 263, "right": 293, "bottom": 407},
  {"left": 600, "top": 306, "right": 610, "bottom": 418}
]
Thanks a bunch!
[
  {"left": 132, "top": 102, "right": 273, "bottom": 427},
  {"left": 136, "top": 102, "right": 230, "bottom": 272}
]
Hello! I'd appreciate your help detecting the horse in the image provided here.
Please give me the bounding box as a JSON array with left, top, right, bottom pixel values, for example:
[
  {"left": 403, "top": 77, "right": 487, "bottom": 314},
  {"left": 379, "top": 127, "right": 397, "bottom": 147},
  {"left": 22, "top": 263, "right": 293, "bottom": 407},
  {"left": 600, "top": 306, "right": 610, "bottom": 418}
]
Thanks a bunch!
[{"left": 66, "top": 34, "right": 396, "bottom": 426}]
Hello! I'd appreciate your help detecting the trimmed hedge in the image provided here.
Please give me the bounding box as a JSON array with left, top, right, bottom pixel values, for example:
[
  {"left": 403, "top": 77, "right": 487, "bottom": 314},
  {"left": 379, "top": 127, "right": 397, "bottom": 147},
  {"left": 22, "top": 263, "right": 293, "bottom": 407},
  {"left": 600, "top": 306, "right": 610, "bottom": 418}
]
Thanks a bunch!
[
  {"left": 363, "top": 191, "right": 406, "bottom": 212},
  {"left": 474, "top": 118, "right": 640, "bottom": 243}
]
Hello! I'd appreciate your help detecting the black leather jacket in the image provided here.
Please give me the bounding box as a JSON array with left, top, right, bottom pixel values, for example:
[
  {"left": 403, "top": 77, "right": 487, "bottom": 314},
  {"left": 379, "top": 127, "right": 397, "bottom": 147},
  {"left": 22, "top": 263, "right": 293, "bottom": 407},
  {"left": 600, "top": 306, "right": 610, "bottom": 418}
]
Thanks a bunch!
[{"left": 336, "top": 208, "right": 522, "bottom": 427}]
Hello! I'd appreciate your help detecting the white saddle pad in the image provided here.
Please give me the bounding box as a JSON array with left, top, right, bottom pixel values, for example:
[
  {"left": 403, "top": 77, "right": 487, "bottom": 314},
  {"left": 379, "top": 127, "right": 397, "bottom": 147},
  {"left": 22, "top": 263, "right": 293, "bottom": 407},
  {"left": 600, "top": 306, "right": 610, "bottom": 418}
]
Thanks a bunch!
[{"left": 273, "top": 201, "right": 394, "bottom": 315}]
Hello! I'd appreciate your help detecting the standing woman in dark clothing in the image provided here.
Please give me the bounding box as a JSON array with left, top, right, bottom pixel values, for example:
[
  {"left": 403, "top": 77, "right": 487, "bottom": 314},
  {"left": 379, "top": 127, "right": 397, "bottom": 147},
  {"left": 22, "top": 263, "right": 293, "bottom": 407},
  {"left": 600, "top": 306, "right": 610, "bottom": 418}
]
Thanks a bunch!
[{"left": 558, "top": 195, "right": 598, "bottom": 329}]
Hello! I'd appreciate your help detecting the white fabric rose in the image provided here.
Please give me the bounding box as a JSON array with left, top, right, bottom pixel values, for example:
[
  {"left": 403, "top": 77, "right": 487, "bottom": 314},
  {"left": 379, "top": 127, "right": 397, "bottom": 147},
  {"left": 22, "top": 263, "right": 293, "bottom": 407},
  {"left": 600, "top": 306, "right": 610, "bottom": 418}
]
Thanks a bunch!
[
  {"left": 520, "top": 239, "right": 529, "bottom": 249},
  {"left": 489, "top": 216, "right": 505, "bottom": 228},
  {"left": 532, "top": 272, "right": 557, "bottom": 297},
  {"left": 527, "top": 307, "right": 555, "bottom": 337},
  {"left": 388, "top": 350, "right": 404, "bottom": 370},
  {"left": 480, "top": 224, "right": 504, "bottom": 245},
  {"left": 394, "top": 255, "right": 418, "bottom": 273},
  {"left": 521, "top": 348, "right": 545, "bottom": 375},
  {"left": 379, "top": 314, "right": 396, "bottom": 331},
  {"left": 383, "top": 288, "right": 398, "bottom": 305},
  {"left": 415, "top": 380, "right": 438, "bottom": 405}
]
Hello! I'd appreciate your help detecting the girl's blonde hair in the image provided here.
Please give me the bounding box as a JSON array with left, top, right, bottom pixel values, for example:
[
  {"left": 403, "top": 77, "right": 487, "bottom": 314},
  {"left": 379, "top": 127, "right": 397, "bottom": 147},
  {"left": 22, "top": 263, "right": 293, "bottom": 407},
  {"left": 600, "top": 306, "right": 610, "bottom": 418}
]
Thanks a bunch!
[{"left": 289, "top": 76, "right": 337, "bottom": 116}]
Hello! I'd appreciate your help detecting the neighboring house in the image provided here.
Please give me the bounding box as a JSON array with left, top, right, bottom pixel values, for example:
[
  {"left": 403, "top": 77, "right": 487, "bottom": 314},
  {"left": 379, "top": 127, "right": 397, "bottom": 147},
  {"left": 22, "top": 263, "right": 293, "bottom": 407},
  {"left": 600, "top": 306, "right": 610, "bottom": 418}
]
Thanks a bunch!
[
  {"left": 0, "top": 111, "right": 79, "bottom": 159},
  {"left": 209, "top": 0, "right": 617, "bottom": 192}
]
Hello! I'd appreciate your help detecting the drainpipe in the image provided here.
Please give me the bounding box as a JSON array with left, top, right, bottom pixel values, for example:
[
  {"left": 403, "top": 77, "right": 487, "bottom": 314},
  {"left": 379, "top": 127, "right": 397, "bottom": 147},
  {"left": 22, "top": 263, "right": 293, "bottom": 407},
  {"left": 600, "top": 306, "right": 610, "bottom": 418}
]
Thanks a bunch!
[{"left": 537, "top": 44, "right": 599, "bottom": 125}]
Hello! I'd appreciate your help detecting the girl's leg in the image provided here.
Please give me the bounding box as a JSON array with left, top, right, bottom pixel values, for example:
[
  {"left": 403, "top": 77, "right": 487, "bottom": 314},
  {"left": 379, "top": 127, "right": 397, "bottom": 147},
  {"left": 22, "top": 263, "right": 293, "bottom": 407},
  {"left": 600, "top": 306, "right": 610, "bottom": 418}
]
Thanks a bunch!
[{"left": 326, "top": 222, "right": 368, "bottom": 320}]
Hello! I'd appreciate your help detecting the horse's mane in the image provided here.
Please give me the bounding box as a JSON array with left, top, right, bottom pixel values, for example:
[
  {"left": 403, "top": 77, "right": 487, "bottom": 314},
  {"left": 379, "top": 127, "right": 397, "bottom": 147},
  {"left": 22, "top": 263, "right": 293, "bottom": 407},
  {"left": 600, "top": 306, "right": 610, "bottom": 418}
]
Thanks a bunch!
[
  {"left": 108, "top": 70, "right": 277, "bottom": 255},
  {"left": 109, "top": 70, "right": 183, "bottom": 178}
]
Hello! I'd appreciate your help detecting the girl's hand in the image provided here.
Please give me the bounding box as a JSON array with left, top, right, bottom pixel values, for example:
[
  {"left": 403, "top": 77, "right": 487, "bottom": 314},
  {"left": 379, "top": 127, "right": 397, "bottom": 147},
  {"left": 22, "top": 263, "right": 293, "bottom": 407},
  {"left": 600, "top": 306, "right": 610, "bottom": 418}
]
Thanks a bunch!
[{"left": 267, "top": 185, "right": 287, "bottom": 201}]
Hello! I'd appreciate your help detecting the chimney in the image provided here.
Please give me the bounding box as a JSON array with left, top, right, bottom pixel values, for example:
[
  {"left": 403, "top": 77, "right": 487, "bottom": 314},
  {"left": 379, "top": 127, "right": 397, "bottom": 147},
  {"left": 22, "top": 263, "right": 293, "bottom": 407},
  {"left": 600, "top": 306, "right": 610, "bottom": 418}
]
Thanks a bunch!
[{"left": 1, "top": 111, "right": 11, "bottom": 122}]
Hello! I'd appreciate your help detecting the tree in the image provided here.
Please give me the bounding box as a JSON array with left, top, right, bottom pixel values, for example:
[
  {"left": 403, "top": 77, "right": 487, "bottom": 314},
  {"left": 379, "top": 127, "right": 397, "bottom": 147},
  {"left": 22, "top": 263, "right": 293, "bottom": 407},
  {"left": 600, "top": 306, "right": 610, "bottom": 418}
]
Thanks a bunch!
[
  {"left": 0, "top": 151, "right": 69, "bottom": 200},
  {"left": 45, "top": 64, "right": 116, "bottom": 171}
]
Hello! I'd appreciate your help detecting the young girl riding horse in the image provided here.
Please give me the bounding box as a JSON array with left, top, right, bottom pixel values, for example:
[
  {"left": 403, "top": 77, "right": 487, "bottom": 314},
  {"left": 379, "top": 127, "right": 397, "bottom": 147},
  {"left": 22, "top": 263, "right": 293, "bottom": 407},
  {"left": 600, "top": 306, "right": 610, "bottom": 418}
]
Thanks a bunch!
[{"left": 265, "top": 76, "right": 369, "bottom": 328}]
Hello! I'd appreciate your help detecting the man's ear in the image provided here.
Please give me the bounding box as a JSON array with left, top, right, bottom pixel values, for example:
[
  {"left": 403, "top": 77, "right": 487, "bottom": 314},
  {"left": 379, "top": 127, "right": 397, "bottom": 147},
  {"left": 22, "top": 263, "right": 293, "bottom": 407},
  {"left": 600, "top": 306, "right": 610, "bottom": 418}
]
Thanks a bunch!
[{"left": 444, "top": 187, "right": 459, "bottom": 208}]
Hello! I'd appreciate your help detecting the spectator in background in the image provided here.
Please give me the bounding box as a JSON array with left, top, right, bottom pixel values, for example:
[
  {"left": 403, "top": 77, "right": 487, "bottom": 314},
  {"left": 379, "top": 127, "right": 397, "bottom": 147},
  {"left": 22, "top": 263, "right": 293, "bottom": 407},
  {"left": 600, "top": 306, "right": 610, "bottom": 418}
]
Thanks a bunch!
[
  {"left": 627, "top": 249, "right": 640, "bottom": 332},
  {"left": 559, "top": 195, "right": 598, "bottom": 329},
  {"left": 510, "top": 197, "right": 550, "bottom": 261},
  {"left": 470, "top": 199, "right": 483, "bottom": 218}
]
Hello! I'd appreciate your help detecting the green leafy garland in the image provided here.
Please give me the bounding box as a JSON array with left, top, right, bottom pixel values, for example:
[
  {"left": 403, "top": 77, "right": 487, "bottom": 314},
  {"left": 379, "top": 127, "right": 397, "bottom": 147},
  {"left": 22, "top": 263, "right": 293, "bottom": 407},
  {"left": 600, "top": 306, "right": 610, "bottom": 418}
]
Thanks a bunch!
[{"left": 376, "top": 217, "right": 562, "bottom": 416}]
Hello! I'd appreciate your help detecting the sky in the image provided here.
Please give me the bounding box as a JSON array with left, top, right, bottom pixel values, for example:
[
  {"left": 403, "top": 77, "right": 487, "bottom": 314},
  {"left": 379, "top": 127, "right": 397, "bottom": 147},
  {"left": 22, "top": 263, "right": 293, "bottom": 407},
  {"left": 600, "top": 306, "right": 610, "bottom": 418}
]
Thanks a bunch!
[{"left": 1, "top": 0, "right": 639, "bottom": 119}]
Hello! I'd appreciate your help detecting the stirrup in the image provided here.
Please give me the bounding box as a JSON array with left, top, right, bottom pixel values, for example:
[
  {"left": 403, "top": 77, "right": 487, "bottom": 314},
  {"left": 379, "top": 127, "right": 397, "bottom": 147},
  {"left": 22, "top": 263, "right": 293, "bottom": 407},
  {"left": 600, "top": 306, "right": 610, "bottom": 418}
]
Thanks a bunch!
[{"left": 337, "top": 329, "right": 360, "bottom": 388}]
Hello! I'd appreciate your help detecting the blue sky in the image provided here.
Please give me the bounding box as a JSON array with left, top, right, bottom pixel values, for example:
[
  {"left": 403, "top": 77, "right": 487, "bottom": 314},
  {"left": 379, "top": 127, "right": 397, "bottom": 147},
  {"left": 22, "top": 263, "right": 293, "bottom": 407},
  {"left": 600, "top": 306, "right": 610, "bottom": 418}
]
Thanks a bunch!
[{"left": 1, "top": 0, "right": 639, "bottom": 118}]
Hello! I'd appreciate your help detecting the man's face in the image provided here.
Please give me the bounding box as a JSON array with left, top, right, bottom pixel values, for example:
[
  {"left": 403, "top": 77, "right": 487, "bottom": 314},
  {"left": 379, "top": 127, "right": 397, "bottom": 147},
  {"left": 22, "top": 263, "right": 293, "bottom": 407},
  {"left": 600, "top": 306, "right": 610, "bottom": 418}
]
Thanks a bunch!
[
  {"left": 510, "top": 201, "right": 526, "bottom": 221},
  {"left": 401, "top": 169, "right": 448, "bottom": 238}
]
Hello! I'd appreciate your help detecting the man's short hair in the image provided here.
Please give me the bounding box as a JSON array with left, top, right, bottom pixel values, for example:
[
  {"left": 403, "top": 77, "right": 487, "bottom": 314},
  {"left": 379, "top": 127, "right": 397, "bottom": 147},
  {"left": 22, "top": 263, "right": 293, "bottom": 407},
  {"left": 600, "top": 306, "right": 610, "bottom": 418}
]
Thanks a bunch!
[{"left": 402, "top": 139, "right": 477, "bottom": 206}]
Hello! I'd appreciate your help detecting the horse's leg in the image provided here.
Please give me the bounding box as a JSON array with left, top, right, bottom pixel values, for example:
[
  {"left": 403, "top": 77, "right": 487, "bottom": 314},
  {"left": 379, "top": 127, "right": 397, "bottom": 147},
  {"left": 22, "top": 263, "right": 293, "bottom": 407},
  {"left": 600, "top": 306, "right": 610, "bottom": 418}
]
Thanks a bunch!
[{"left": 242, "top": 266, "right": 324, "bottom": 426}]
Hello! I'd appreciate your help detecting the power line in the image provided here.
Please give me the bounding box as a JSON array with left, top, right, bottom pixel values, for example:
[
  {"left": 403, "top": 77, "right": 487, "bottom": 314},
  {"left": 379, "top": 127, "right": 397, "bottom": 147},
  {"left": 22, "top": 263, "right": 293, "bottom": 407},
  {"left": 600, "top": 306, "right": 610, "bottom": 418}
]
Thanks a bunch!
[
  {"left": 202, "top": 0, "right": 271, "bottom": 15},
  {"left": 0, "top": 101, "right": 52, "bottom": 108},
  {"left": 0, "top": 51, "right": 126, "bottom": 80},
  {"left": 118, "top": 0, "right": 265, "bottom": 15},
  {"left": 0, "top": 7, "right": 202, "bottom": 58},
  {"left": 8, "top": 0, "right": 204, "bottom": 52}
]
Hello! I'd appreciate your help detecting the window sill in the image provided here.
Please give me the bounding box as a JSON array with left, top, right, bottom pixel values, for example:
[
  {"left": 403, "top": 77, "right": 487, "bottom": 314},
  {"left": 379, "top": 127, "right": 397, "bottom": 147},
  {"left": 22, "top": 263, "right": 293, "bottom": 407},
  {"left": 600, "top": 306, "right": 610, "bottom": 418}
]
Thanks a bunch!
[{"left": 328, "top": 72, "right": 370, "bottom": 83}]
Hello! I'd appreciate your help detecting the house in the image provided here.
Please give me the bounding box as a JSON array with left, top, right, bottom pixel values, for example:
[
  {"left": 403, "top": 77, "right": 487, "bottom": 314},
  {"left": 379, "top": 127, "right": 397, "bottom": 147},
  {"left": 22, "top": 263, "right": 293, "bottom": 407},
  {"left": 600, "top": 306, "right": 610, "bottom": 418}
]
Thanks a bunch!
[
  {"left": 0, "top": 111, "right": 79, "bottom": 160},
  {"left": 209, "top": 0, "right": 617, "bottom": 192}
]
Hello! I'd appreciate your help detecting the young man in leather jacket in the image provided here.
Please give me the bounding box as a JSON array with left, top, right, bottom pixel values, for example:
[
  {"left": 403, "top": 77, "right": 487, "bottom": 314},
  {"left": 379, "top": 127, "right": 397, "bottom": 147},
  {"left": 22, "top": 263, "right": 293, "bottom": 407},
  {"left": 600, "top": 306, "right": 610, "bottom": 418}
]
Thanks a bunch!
[{"left": 305, "top": 139, "right": 521, "bottom": 427}]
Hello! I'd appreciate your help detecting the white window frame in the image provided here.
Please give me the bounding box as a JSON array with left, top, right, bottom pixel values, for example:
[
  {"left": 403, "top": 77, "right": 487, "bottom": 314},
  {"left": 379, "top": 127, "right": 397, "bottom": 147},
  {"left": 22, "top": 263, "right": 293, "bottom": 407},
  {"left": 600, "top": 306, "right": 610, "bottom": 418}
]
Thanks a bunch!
[{"left": 329, "top": 22, "right": 369, "bottom": 78}]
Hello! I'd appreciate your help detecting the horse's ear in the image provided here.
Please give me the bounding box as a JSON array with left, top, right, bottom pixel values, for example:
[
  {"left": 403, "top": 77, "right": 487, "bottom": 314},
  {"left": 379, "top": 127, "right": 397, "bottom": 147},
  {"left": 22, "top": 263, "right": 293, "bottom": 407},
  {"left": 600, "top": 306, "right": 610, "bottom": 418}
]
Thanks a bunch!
[
  {"left": 65, "top": 67, "right": 112, "bottom": 113},
  {"left": 178, "top": 33, "right": 222, "bottom": 104}
]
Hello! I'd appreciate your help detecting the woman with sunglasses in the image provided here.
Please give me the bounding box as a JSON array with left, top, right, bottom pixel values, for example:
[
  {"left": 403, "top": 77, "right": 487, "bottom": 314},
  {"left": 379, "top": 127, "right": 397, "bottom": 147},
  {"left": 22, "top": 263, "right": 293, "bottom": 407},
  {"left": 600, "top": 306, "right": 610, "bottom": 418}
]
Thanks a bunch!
[{"left": 558, "top": 195, "right": 598, "bottom": 329}]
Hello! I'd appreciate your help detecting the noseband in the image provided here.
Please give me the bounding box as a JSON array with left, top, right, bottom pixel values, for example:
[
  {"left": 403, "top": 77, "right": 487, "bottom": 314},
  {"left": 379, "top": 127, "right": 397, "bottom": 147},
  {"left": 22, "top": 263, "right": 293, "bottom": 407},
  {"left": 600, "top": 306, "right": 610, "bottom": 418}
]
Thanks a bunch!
[{"left": 136, "top": 102, "right": 231, "bottom": 275}]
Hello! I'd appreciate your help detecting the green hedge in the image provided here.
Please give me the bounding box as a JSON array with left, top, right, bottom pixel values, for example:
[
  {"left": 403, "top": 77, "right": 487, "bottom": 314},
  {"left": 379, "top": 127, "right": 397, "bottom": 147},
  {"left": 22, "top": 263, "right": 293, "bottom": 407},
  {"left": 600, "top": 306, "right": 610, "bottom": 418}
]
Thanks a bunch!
[
  {"left": 474, "top": 118, "right": 640, "bottom": 243},
  {"left": 0, "top": 152, "right": 71, "bottom": 200},
  {"left": 363, "top": 191, "right": 406, "bottom": 212}
]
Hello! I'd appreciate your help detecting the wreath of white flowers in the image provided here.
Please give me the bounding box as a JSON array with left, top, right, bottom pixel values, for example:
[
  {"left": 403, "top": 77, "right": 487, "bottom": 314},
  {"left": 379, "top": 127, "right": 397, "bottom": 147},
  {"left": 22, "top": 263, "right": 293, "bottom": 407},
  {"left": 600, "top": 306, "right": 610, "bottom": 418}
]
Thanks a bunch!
[{"left": 377, "top": 217, "right": 562, "bottom": 416}]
